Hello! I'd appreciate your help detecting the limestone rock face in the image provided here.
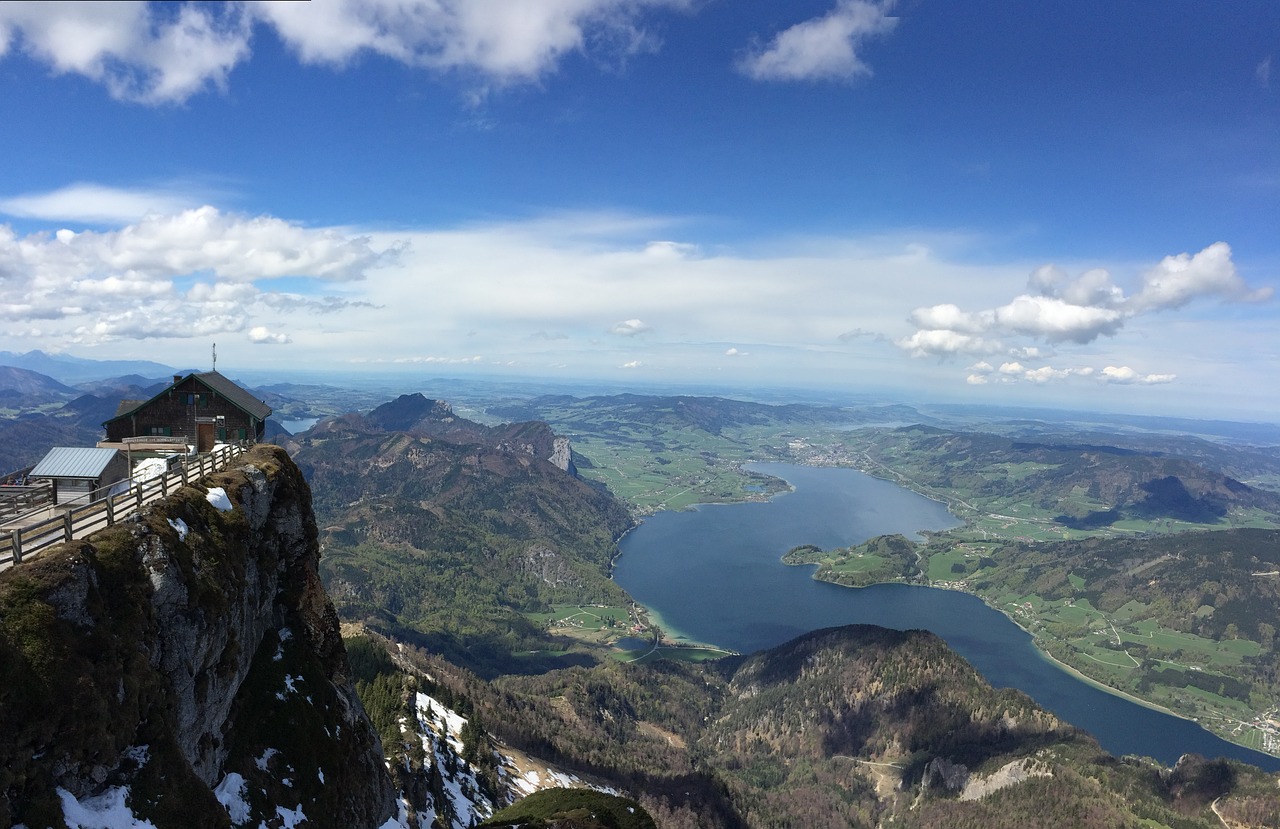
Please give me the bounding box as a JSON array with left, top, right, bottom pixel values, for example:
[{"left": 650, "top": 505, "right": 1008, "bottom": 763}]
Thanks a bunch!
[
  {"left": 548, "top": 436, "right": 576, "bottom": 475},
  {"left": 0, "top": 445, "right": 396, "bottom": 829}
]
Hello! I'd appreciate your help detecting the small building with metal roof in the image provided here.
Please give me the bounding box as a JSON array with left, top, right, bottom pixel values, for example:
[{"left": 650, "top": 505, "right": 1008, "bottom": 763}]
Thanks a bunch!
[
  {"left": 102, "top": 371, "right": 272, "bottom": 452},
  {"left": 30, "top": 447, "right": 128, "bottom": 505}
]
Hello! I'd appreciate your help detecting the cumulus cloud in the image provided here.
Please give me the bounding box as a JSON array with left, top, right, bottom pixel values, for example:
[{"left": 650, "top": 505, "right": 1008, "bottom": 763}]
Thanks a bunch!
[
  {"left": 0, "top": 2, "right": 250, "bottom": 104},
  {"left": 725, "top": 347, "right": 748, "bottom": 356},
  {"left": 1100, "top": 366, "right": 1176, "bottom": 385},
  {"left": 963, "top": 359, "right": 1180, "bottom": 387},
  {"left": 897, "top": 243, "right": 1269, "bottom": 363},
  {"left": 895, "top": 329, "right": 1002, "bottom": 358},
  {"left": 621, "top": 360, "right": 643, "bottom": 368},
  {"left": 738, "top": 0, "right": 897, "bottom": 82},
  {"left": 248, "top": 326, "right": 291, "bottom": 344},
  {"left": 611, "top": 318, "right": 651, "bottom": 336},
  {"left": 0, "top": 0, "right": 690, "bottom": 104},
  {"left": 259, "top": 0, "right": 687, "bottom": 82},
  {"left": 1127, "top": 242, "right": 1271, "bottom": 312},
  {"left": 0, "top": 205, "right": 390, "bottom": 345}
]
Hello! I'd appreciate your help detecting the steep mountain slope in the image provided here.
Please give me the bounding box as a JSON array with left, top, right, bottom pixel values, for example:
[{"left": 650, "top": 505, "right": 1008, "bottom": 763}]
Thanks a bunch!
[
  {"left": 287, "top": 395, "right": 633, "bottom": 677},
  {"left": 402, "top": 624, "right": 1280, "bottom": 828},
  {"left": 0, "top": 445, "right": 396, "bottom": 828}
]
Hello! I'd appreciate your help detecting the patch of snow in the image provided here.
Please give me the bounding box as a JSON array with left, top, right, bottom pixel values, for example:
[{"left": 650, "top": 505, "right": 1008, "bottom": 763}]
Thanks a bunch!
[
  {"left": 378, "top": 798, "right": 415, "bottom": 829},
  {"left": 122, "top": 745, "right": 150, "bottom": 768},
  {"left": 417, "top": 693, "right": 468, "bottom": 752},
  {"left": 275, "top": 805, "right": 307, "bottom": 828},
  {"left": 214, "top": 773, "right": 251, "bottom": 824},
  {"left": 317, "top": 769, "right": 325, "bottom": 784},
  {"left": 206, "top": 487, "right": 232, "bottom": 512},
  {"left": 131, "top": 458, "right": 168, "bottom": 483},
  {"left": 273, "top": 628, "right": 293, "bottom": 662},
  {"left": 58, "top": 786, "right": 158, "bottom": 829},
  {"left": 255, "top": 748, "right": 278, "bottom": 772},
  {"left": 166, "top": 518, "right": 188, "bottom": 541},
  {"left": 283, "top": 675, "right": 298, "bottom": 693}
]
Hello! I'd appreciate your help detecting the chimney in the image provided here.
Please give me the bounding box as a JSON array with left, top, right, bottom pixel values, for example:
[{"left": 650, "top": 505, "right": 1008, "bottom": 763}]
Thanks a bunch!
[{"left": 173, "top": 375, "right": 183, "bottom": 385}]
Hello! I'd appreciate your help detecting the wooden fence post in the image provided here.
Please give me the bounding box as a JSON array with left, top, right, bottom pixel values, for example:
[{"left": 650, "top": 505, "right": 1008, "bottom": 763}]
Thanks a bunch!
[
  {"left": 63, "top": 510, "right": 74, "bottom": 543},
  {"left": 106, "top": 496, "right": 115, "bottom": 525},
  {"left": 10, "top": 531, "right": 21, "bottom": 564},
  {"left": 136, "top": 482, "right": 144, "bottom": 512}
]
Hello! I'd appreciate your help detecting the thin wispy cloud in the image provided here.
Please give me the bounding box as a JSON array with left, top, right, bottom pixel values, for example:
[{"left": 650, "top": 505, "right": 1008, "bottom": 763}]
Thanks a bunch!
[{"left": 0, "top": 182, "right": 205, "bottom": 224}]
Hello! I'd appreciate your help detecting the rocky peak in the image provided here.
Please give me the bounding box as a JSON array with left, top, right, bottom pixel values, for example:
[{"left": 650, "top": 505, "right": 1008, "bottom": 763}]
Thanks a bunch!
[{"left": 0, "top": 445, "right": 396, "bottom": 828}]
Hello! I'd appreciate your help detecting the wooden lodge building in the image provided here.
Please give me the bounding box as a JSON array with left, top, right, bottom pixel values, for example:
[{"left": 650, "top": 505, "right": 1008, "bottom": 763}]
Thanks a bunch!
[{"left": 102, "top": 371, "right": 271, "bottom": 452}]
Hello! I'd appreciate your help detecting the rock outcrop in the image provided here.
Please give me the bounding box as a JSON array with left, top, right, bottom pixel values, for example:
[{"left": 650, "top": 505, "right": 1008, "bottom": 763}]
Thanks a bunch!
[{"left": 0, "top": 445, "right": 396, "bottom": 828}]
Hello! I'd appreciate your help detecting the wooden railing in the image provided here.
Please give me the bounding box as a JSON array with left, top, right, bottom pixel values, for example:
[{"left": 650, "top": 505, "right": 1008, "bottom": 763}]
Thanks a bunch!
[
  {"left": 0, "top": 443, "right": 249, "bottom": 570},
  {"left": 0, "top": 483, "right": 54, "bottom": 523}
]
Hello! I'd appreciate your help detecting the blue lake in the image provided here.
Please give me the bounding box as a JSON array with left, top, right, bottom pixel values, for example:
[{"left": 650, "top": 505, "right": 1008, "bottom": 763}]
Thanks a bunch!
[{"left": 613, "top": 462, "right": 1280, "bottom": 770}]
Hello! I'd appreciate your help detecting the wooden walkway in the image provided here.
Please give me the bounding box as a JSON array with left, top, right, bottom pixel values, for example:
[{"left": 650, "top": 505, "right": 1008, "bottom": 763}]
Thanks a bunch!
[{"left": 0, "top": 443, "right": 248, "bottom": 571}]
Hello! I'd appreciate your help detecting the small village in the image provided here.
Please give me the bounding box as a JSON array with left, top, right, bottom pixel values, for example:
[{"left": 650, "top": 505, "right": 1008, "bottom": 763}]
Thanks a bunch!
[{"left": 0, "top": 370, "right": 271, "bottom": 568}]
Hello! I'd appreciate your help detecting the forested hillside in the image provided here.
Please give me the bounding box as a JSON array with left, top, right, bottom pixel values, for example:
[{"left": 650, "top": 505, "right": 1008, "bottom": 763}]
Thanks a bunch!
[{"left": 287, "top": 395, "right": 633, "bottom": 677}]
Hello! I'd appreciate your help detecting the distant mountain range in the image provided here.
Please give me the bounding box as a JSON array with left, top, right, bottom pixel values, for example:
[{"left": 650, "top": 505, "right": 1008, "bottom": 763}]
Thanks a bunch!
[{"left": 0, "top": 350, "right": 177, "bottom": 384}]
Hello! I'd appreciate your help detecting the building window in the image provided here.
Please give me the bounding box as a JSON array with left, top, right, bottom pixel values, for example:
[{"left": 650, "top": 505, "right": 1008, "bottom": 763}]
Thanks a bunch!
[{"left": 148, "top": 426, "right": 172, "bottom": 436}]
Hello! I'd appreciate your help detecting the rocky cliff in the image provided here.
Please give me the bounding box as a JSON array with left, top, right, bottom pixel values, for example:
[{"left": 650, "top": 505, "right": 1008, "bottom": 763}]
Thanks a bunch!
[{"left": 0, "top": 445, "right": 396, "bottom": 828}]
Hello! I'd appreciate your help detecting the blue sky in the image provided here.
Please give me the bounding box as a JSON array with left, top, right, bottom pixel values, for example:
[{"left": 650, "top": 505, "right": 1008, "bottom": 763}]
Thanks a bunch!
[{"left": 0, "top": 1, "right": 1277, "bottom": 418}]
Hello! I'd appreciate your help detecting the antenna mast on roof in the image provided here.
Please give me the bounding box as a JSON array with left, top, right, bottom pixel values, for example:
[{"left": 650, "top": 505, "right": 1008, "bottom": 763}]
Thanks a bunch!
[{"left": 212, "top": 342, "right": 217, "bottom": 372}]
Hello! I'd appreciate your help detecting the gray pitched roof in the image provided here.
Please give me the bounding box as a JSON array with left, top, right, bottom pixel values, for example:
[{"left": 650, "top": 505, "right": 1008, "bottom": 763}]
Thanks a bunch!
[
  {"left": 115, "top": 399, "right": 146, "bottom": 418},
  {"left": 31, "top": 447, "right": 122, "bottom": 479},
  {"left": 103, "top": 371, "right": 272, "bottom": 426},
  {"left": 195, "top": 371, "right": 272, "bottom": 421}
]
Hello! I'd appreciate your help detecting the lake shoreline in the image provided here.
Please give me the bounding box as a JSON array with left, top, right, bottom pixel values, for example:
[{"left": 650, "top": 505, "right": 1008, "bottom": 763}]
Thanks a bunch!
[{"left": 613, "top": 461, "right": 1280, "bottom": 769}]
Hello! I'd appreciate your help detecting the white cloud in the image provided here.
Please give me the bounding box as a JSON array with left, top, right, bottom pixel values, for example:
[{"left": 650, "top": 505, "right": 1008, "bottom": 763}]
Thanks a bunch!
[
  {"left": 621, "top": 359, "right": 643, "bottom": 368},
  {"left": 258, "top": 0, "right": 688, "bottom": 82},
  {"left": 1259, "top": 55, "right": 1272, "bottom": 88},
  {"left": 1101, "top": 365, "right": 1176, "bottom": 385},
  {"left": 1127, "top": 242, "right": 1272, "bottom": 312},
  {"left": 738, "top": 0, "right": 897, "bottom": 82},
  {"left": 0, "top": 182, "right": 202, "bottom": 224},
  {"left": 2, "top": 207, "right": 1269, "bottom": 412},
  {"left": 611, "top": 318, "right": 651, "bottom": 336},
  {"left": 908, "top": 303, "right": 990, "bottom": 334},
  {"left": 0, "top": 1, "right": 250, "bottom": 104},
  {"left": 992, "top": 294, "right": 1125, "bottom": 343},
  {"left": 644, "top": 240, "right": 697, "bottom": 259},
  {"left": 0, "top": 206, "right": 389, "bottom": 345},
  {"left": 895, "top": 329, "right": 1002, "bottom": 357},
  {"left": 248, "top": 326, "right": 291, "bottom": 344},
  {"left": 0, "top": 1, "right": 692, "bottom": 104},
  {"left": 897, "top": 243, "right": 1271, "bottom": 385}
]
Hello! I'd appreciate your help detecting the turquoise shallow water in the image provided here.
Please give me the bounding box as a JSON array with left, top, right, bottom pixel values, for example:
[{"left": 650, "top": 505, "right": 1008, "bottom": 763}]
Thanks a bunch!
[{"left": 614, "top": 462, "right": 1280, "bottom": 770}]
